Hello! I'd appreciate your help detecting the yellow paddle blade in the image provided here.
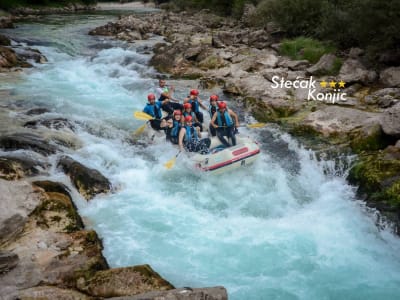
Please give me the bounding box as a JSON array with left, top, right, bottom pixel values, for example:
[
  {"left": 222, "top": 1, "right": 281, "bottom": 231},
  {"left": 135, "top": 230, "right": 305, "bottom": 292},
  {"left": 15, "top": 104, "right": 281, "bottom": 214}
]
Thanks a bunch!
[
  {"left": 134, "top": 111, "right": 154, "bottom": 121},
  {"left": 246, "top": 123, "right": 266, "bottom": 128},
  {"left": 134, "top": 123, "right": 147, "bottom": 135},
  {"left": 164, "top": 156, "right": 177, "bottom": 169}
]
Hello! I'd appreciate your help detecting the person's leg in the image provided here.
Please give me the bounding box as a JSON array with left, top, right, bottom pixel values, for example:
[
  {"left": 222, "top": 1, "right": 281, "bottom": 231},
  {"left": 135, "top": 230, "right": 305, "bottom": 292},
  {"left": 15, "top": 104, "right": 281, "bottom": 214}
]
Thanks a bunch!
[
  {"left": 194, "top": 122, "right": 203, "bottom": 132},
  {"left": 216, "top": 128, "right": 231, "bottom": 147},
  {"left": 196, "top": 138, "right": 211, "bottom": 154},
  {"left": 228, "top": 127, "right": 237, "bottom": 146},
  {"left": 209, "top": 123, "right": 217, "bottom": 137},
  {"left": 196, "top": 111, "right": 204, "bottom": 123},
  {"left": 150, "top": 119, "right": 162, "bottom": 130}
]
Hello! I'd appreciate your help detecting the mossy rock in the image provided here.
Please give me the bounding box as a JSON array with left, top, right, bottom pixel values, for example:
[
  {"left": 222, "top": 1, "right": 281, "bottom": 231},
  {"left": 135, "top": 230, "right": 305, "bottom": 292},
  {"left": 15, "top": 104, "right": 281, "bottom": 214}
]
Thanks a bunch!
[
  {"left": 77, "top": 264, "right": 174, "bottom": 298},
  {"left": 198, "top": 55, "right": 226, "bottom": 70},
  {"left": 348, "top": 147, "right": 400, "bottom": 211},
  {"left": 349, "top": 124, "right": 389, "bottom": 153}
]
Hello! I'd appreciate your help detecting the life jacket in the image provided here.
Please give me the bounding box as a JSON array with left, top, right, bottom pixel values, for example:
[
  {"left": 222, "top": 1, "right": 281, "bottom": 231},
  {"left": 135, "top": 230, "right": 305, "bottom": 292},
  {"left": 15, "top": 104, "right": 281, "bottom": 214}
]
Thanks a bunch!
[
  {"left": 184, "top": 125, "right": 198, "bottom": 142},
  {"left": 183, "top": 111, "right": 196, "bottom": 119},
  {"left": 143, "top": 102, "right": 162, "bottom": 119},
  {"left": 171, "top": 120, "right": 181, "bottom": 137},
  {"left": 189, "top": 98, "right": 200, "bottom": 113},
  {"left": 216, "top": 110, "right": 233, "bottom": 127},
  {"left": 208, "top": 104, "right": 217, "bottom": 118}
]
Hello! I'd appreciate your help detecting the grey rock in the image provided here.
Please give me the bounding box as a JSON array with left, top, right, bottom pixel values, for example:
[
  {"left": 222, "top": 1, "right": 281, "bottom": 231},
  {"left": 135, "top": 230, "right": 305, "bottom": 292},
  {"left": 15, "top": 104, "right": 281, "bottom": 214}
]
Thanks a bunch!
[
  {"left": 0, "top": 34, "right": 11, "bottom": 46},
  {"left": 18, "top": 286, "right": 92, "bottom": 300},
  {"left": 306, "top": 54, "right": 337, "bottom": 75},
  {"left": 349, "top": 47, "right": 364, "bottom": 58},
  {"left": 0, "top": 133, "right": 58, "bottom": 155},
  {"left": 380, "top": 67, "right": 400, "bottom": 87},
  {"left": 24, "top": 117, "right": 75, "bottom": 131},
  {"left": 26, "top": 108, "right": 51, "bottom": 115},
  {"left": 109, "top": 286, "right": 228, "bottom": 300},
  {"left": 0, "top": 155, "right": 49, "bottom": 180},
  {"left": 395, "top": 140, "right": 400, "bottom": 148},
  {"left": 339, "top": 58, "right": 377, "bottom": 85},
  {"left": 57, "top": 156, "right": 111, "bottom": 200},
  {"left": 380, "top": 102, "right": 400, "bottom": 138}
]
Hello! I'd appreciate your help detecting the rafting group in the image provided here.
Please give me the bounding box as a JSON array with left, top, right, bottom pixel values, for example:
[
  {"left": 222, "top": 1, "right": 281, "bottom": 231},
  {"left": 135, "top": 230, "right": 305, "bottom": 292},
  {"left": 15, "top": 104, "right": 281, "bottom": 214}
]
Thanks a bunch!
[{"left": 141, "top": 79, "right": 241, "bottom": 154}]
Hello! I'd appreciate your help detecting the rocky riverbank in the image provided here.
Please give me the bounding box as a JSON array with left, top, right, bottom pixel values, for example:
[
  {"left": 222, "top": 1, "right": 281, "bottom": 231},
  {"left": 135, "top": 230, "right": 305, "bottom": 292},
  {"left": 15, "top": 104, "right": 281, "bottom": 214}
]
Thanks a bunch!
[
  {"left": 0, "top": 95, "right": 227, "bottom": 299},
  {"left": 88, "top": 9, "right": 400, "bottom": 232}
]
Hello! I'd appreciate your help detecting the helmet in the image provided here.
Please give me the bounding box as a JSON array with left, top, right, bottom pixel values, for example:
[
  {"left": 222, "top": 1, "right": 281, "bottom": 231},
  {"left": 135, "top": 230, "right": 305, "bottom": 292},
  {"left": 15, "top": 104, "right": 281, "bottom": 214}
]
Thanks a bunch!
[
  {"left": 210, "top": 95, "right": 219, "bottom": 102},
  {"left": 173, "top": 110, "right": 182, "bottom": 116},
  {"left": 147, "top": 93, "right": 156, "bottom": 101},
  {"left": 190, "top": 89, "right": 199, "bottom": 96},
  {"left": 218, "top": 101, "right": 227, "bottom": 109},
  {"left": 184, "top": 115, "right": 193, "bottom": 122},
  {"left": 183, "top": 102, "right": 192, "bottom": 109}
]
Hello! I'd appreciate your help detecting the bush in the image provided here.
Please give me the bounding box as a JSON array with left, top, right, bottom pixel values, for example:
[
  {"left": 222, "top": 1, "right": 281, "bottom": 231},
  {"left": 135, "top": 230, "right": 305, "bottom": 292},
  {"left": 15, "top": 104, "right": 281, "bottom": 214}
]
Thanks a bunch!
[{"left": 279, "top": 37, "right": 336, "bottom": 64}]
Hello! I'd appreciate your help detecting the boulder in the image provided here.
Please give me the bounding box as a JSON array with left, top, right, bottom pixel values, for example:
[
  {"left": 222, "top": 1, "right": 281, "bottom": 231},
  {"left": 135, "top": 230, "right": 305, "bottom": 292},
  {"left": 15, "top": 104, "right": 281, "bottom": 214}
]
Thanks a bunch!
[
  {"left": 0, "top": 18, "right": 14, "bottom": 29},
  {"left": 364, "top": 88, "right": 400, "bottom": 108},
  {"left": 380, "top": 67, "right": 400, "bottom": 87},
  {"left": 348, "top": 47, "right": 364, "bottom": 58},
  {"left": 77, "top": 265, "right": 174, "bottom": 298},
  {"left": 306, "top": 54, "right": 337, "bottom": 75},
  {"left": 0, "top": 156, "right": 49, "bottom": 180},
  {"left": 380, "top": 102, "right": 400, "bottom": 138},
  {"left": 339, "top": 58, "right": 377, "bottom": 85},
  {"left": 26, "top": 108, "right": 51, "bottom": 115},
  {"left": 0, "top": 133, "right": 58, "bottom": 155},
  {"left": 24, "top": 118, "right": 76, "bottom": 131},
  {"left": 57, "top": 156, "right": 111, "bottom": 200},
  {"left": 279, "top": 59, "right": 310, "bottom": 71},
  {"left": 18, "top": 286, "right": 91, "bottom": 300},
  {"left": 13, "top": 47, "right": 47, "bottom": 64},
  {"left": 109, "top": 286, "right": 228, "bottom": 300},
  {"left": 0, "top": 34, "right": 11, "bottom": 46},
  {"left": 395, "top": 140, "right": 400, "bottom": 148},
  {"left": 0, "top": 179, "right": 41, "bottom": 244}
]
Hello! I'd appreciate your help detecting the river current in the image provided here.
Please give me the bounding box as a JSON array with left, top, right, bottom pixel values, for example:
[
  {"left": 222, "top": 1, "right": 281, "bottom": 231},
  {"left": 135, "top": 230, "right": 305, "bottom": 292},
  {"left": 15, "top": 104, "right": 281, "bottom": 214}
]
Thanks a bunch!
[{"left": 1, "top": 11, "right": 400, "bottom": 300}]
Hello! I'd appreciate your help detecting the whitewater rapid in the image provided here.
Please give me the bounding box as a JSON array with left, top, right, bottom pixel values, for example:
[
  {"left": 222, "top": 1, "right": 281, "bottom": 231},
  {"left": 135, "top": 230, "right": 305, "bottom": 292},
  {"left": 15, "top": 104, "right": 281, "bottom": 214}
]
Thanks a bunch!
[{"left": 2, "top": 13, "right": 400, "bottom": 300}]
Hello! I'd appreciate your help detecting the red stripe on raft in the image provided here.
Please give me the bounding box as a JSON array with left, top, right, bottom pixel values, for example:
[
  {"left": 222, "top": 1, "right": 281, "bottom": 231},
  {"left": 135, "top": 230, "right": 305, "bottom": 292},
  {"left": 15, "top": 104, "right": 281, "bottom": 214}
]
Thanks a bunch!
[
  {"left": 232, "top": 147, "right": 248, "bottom": 156},
  {"left": 201, "top": 149, "right": 260, "bottom": 171}
]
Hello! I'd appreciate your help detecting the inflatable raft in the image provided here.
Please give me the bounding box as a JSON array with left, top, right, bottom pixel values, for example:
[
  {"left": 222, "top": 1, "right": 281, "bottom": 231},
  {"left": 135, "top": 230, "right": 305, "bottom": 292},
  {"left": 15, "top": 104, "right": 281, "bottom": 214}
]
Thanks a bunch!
[{"left": 191, "top": 135, "right": 260, "bottom": 174}]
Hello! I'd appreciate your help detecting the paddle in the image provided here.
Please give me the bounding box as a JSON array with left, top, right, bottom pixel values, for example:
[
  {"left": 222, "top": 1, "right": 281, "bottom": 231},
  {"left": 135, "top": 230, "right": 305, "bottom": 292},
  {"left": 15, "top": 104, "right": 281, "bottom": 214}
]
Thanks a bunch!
[
  {"left": 220, "top": 123, "right": 266, "bottom": 129},
  {"left": 134, "top": 111, "right": 155, "bottom": 121},
  {"left": 133, "top": 122, "right": 148, "bottom": 136},
  {"left": 164, "top": 151, "right": 181, "bottom": 169}
]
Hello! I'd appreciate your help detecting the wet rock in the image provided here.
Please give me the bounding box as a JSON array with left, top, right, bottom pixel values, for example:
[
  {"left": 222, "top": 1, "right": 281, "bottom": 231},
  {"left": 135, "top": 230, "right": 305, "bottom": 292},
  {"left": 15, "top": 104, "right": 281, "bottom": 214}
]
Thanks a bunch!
[
  {"left": 339, "top": 58, "right": 377, "bottom": 85},
  {"left": 380, "top": 102, "right": 400, "bottom": 138},
  {"left": 349, "top": 123, "right": 388, "bottom": 153},
  {"left": 306, "top": 54, "right": 337, "bottom": 76},
  {"left": 32, "top": 180, "right": 84, "bottom": 233},
  {"left": 0, "top": 34, "right": 11, "bottom": 46},
  {"left": 0, "top": 251, "right": 19, "bottom": 274},
  {"left": 0, "top": 156, "right": 48, "bottom": 180},
  {"left": 24, "top": 118, "right": 75, "bottom": 131},
  {"left": 0, "top": 133, "right": 58, "bottom": 155},
  {"left": 0, "top": 18, "right": 14, "bottom": 29},
  {"left": 380, "top": 67, "right": 400, "bottom": 88},
  {"left": 364, "top": 88, "right": 400, "bottom": 108},
  {"left": 77, "top": 265, "right": 174, "bottom": 298},
  {"left": 0, "top": 179, "right": 41, "bottom": 245},
  {"left": 26, "top": 107, "right": 51, "bottom": 115},
  {"left": 18, "top": 286, "right": 92, "bottom": 300},
  {"left": 57, "top": 156, "right": 111, "bottom": 200},
  {"left": 109, "top": 286, "right": 228, "bottom": 300},
  {"left": 13, "top": 47, "right": 47, "bottom": 64}
]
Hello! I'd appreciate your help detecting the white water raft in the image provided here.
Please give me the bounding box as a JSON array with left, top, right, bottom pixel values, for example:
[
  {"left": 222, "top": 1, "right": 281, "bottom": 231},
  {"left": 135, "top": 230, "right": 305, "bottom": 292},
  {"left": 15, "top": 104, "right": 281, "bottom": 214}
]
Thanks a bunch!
[{"left": 191, "top": 135, "right": 260, "bottom": 174}]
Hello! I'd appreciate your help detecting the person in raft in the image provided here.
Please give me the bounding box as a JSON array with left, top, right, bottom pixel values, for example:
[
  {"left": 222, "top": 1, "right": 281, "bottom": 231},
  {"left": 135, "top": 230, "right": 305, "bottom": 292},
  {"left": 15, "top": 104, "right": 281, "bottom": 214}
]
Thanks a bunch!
[
  {"left": 210, "top": 101, "right": 239, "bottom": 147},
  {"left": 208, "top": 94, "right": 219, "bottom": 137},
  {"left": 183, "top": 89, "right": 207, "bottom": 123},
  {"left": 155, "top": 79, "right": 182, "bottom": 116},
  {"left": 182, "top": 102, "right": 203, "bottom": 132},
  {"left": 142, "top": 93, "right": 167, "bottom": 130},
  {"left": 179, "top": 115, "right": 211, "bottom": 154},
  {"left": 165, "top": 110, "right": 183, "bottom": 144}
]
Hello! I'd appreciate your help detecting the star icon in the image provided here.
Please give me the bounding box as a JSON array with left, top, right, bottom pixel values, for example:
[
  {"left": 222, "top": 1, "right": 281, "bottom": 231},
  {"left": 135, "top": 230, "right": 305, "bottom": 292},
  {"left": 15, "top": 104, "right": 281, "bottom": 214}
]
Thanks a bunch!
[
  {"left": 320, "top": 80, "right": 328, "bottom": 88},
  {"left": 329, "top": 81, "right": 336, "bottom": 88},
  {"left": 338, "top": 80, "right": 346, "bottom": 88}
]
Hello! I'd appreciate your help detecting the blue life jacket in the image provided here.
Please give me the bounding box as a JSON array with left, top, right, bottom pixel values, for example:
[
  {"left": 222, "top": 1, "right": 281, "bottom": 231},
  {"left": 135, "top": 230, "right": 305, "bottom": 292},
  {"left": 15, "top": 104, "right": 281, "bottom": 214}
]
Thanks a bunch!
[
  {"left": 171, "top": 120, "right": 181, "bottom": 137},
  {"left": 143, "top": 102, "right": 162, "bottom": 119},
  {"left": 183, "top": 111, "right": 196, "bottom": 119},
  {"left": 189, "top": 98, "right": 200, "bottom": 113},
  {"left": 216, "top": 110, "right": 233, "bottom": 127},
  {"left": 208, "top": 104, "right": 217, "bottom": 118},
  {"left": 184, "top": 125, "right": 198, "bottom": 142}
]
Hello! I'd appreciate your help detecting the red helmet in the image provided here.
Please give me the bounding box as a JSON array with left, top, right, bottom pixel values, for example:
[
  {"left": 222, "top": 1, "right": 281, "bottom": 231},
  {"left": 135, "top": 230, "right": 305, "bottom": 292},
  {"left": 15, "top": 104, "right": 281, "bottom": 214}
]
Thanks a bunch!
[
  {"left": 147, "top": 93, "right": 156, "bottom": 101},
  {"left": 183, "top": 102, "right": 192, "bottom": 109},
  {"left": 190, "top": 89, "right": 199, "bottom": 96},
  {"left": 210, "top": 95, "right": 219, "bottom": 102},
  {"left": 184, "top": 115, "right": 193, "bottom": 122},
  {"left": 218, "top": 101, "right": 227, "bottom": 109},
  {"left": 173, "top": 110, "right": 182, "bottom": 116}
]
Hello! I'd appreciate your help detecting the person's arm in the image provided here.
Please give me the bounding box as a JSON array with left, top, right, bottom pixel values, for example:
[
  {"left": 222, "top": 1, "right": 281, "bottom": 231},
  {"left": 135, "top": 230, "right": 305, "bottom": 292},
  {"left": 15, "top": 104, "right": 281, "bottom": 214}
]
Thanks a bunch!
[
  {"left": 198, "top": 98, "right": 207, "bottom": 110},
  {"left": 210, "top": 112, "right": 218, "bottom": 128},
  {"left": 229, "top": 109, "right": 239, "bottom": 128},
  {"left": 178, "top": 128, "right": 186, "bottom": 152}
]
